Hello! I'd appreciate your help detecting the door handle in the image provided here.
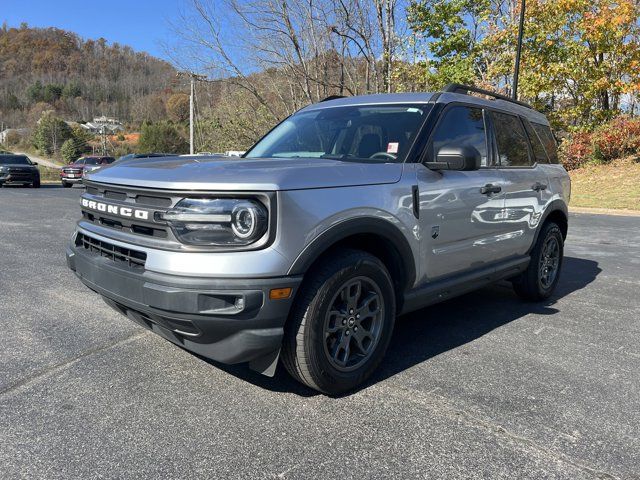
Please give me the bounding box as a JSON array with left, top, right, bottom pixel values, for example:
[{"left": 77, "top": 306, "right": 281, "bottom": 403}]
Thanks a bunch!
[
  {"left": 480, "top": 184, "right": 502, "bottom": 195},
  {"left": 532, "top": 182, "right": 548, "bottom": 192}
]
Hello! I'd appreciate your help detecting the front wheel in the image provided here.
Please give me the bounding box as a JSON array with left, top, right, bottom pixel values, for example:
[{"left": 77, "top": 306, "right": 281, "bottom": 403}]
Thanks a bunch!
[
  {"left": 282, "top": 249, "right": 396, "bottom": 395},
  {"left": 512, "top": 221, "right": 564, "bottom": 301},
  {"left": 32, "top": 179, "right": 41, "bottom": 188}
]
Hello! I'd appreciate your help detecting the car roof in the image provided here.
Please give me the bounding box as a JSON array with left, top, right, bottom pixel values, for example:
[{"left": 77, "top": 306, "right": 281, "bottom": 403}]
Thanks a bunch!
[
  {"left": 435, "top": 92, "right": 550, "bottom": 125},
  {"left": 300, "top": 92, "right": 436, "bottom": 113},
  {"left": 298, "top": 90, "right": 550, "bottom": 126}
]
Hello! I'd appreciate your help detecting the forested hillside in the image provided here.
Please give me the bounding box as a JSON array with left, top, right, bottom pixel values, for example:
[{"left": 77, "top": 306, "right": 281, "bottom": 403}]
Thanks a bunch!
[{"left": 0, "top": 24, "right": 176, "bottom": 127}]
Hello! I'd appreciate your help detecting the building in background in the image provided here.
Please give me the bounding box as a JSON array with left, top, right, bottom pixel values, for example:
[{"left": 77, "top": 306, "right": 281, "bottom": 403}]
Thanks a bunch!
[{"left": 80, "top": 116, "right": 124, "bottom": 134}]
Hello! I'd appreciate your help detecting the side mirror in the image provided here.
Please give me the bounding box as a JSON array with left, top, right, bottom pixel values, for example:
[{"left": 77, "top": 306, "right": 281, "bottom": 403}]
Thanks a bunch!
[
  {"left": 428, "top": 145, "right": 481, "bottom": 171},
  {"left": 31, "top": 162, "right": 38, "bottom": 166}
]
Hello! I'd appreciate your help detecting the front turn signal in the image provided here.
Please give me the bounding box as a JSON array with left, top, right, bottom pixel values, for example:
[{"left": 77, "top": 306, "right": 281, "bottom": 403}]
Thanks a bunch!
[{"left": 269, "top": 287, "right": 292, "bottom": 300}]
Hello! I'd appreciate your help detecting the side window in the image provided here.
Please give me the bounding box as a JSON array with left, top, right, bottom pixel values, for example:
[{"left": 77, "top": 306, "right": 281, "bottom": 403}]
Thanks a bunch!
[
  {"left": 491, "top": 112, "right": 532, "bottom": 167},
  {"left": 532, "top": 123, "right": 559, "bottom": 164},
  {"left": 429, "top": 106, "right": 488, "bottom": 166},
  {"left": 523, "top": 119, "right": 549, "bottom": 164}
]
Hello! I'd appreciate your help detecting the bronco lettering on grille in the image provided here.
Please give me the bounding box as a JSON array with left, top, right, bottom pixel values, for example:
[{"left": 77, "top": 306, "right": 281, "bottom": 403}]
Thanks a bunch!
[{"left": 81, "top": 198, "right": 150, "bottom": 220}]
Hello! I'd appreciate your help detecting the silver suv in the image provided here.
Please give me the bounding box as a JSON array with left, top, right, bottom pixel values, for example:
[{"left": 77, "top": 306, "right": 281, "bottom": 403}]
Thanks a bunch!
[{"left": 66, "top": 84, "right": 570, "bottom": 395}]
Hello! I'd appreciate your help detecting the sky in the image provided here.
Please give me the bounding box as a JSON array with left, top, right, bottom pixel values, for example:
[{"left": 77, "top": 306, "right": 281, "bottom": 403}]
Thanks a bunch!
[{"left": 2, "top": 0, "right": 183, "bottom": 61}]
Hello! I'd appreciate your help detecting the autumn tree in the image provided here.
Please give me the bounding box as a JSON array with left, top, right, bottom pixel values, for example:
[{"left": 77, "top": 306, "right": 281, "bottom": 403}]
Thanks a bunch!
[
  {"left": 510, "top": 0, "right": 640, "bottom": 127},
  {"left": 407, "top": 0, "right": 492, "bottom": 89},
  {"left": 407, "top": 0, "right": 640, "bottom": 129},
  {"left": 166, "top": 93, "right": 190, "bottom": 122}
]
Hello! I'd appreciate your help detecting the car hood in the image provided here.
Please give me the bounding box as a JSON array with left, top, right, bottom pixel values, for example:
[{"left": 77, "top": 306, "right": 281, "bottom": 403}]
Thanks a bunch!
[{"left": 86, "top": 156, "right": 403, "bottom": 191}]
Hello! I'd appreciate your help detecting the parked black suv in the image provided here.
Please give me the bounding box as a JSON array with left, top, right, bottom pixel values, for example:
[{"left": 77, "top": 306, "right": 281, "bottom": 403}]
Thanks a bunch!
[{"left": 0, "top": 154, "right": 40, "bottom": 188}]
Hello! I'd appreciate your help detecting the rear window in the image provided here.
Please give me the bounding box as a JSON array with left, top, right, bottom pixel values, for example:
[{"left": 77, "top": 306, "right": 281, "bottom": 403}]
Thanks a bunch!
[
  {"left": 532, "top": 123, "right": 559, "bottom": 164},
  {"left": 0, "top": 155, "right": 30, "bottom": 165}
]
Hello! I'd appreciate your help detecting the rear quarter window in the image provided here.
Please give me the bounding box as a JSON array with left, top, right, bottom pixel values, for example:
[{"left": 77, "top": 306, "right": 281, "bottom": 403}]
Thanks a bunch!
[
  {"left": 523, "top": 119, "right": 549, "bottom": 164},
  {"left": 532, "top": 123, "right": 559, "bottom": 164}
]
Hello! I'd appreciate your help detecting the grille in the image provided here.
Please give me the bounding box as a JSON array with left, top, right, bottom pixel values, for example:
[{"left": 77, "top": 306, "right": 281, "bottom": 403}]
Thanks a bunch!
[
  {"left": 76, "top": 233, "right": 146, "bottom": 269},
  {"left": 7, "top": 169, "right": 32, "bottom": 180},
  {"left": 82, "top": 211, "right": 168, "bottom": 238},
  {"left": 81, "top": 181, "right": 175, "bottom": 239},
  {"left": 63, "top": 168, "right": 82, "bottom": 174}
]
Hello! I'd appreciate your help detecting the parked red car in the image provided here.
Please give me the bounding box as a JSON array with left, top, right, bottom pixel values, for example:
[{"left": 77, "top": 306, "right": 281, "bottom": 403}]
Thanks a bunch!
[{"left": 61, "top": 156, "right": 115, "bottom": 188}]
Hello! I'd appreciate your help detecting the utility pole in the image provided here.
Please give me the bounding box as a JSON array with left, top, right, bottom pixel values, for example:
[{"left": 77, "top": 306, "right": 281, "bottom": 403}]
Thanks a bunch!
[
  {"left": 177, "top": 72, "right": 207, "bottom": 155},
  {"left": 101, "top": 126, "right": 107, "bottom": 156},
  {"left": 189, "top": 76, "right": 195, "bottom": 155},
  {"left": 513, "top": 0, "right": 526, "bottom": 100}
]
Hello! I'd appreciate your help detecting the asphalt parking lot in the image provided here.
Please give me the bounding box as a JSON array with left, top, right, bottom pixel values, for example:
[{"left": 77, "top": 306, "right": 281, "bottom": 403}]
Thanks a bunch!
[{"left": 1, "top": 185, "right": 639, "bottom": 479}]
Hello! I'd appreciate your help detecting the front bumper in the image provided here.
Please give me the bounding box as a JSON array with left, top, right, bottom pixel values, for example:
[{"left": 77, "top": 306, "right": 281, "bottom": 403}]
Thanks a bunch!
[
  {"left": 61, "top": 176, "right": 83, "bottom": 184},
  {"left": 66, "top": 238, "right": 301, "bottom": 375},
  {"left": 0, "top": 173, "right": 37, "bottom": 184}
]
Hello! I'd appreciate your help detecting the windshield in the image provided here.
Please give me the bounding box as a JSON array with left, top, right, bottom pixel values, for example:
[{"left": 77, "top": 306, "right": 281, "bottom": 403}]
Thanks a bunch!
[
  {"left": 83, "top": 157, "right": 101, "bottom": 165},
  {"left": 0, "top": 155, "right": 30, "bottom": 165},
  {"left": 245, "top": 104, "right": 430, "bottom": 163}
]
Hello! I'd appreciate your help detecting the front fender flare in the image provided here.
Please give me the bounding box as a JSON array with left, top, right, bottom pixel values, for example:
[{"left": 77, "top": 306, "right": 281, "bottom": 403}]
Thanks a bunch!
[{"left": 287, "top": 217, "right": 416, "bottom": 291}]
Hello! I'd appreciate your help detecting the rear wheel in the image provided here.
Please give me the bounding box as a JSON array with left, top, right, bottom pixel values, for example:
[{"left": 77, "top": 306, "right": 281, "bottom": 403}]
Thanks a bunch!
[
  {"left": 512, "top": 221, "right": 564, "bottom": 301},
  {"left": 62, "top": 181, "right": 72, "bottom": 188},
  {"left": 282, "top": 249, "right": 396, "bottom": 395}
]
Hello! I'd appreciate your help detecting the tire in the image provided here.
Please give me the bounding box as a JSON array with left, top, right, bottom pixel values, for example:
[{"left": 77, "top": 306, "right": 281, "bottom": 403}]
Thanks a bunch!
[
  {"left": 32, "top": 179, "right": 41, "bottom": 188},
  {"left": 512, "top": 221, "right": 564, "bottom": 301},
  {"left": 62, "top": 182, "right": 72, "bottom": 188},
  {"left": 282, "top": 249, "right": 396, "bottom": 395}
]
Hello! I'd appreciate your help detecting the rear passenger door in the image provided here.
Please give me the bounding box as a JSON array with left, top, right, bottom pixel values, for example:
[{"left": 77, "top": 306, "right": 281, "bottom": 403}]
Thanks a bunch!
[{"left": 490, "top": 110, "right": 552, "bottom": 256}]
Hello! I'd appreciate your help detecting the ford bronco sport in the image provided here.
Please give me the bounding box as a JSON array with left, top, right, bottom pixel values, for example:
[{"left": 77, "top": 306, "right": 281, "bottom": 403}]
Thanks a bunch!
[{"left": 66, "top": 84, "right": 570, "bottom": 395}]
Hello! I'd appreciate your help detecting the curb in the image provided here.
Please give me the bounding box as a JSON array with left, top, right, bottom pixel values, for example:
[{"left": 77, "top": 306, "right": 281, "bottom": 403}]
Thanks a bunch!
[{"left": 569, "top": 206, "right": 640, "bottom": 217}]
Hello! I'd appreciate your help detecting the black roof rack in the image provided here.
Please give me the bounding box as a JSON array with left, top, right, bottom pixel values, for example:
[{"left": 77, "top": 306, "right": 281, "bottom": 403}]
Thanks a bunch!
[
  {"left": 443, "top": 83, "right": 533, "bottom": 109},
  {"left": 319, "top": 95, "right": 346, "bottom": 102}
]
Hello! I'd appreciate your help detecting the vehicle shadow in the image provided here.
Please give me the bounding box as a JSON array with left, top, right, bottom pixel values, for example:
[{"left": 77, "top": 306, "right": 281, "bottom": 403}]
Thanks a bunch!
[{"left": 197, "top": 256, "right": 601, "bottom": 397}]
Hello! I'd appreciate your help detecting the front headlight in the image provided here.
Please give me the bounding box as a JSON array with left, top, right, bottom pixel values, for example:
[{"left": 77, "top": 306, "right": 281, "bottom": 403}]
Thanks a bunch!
[{"left": 159, "top": 198, "right": 268, "bottom": 246}]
